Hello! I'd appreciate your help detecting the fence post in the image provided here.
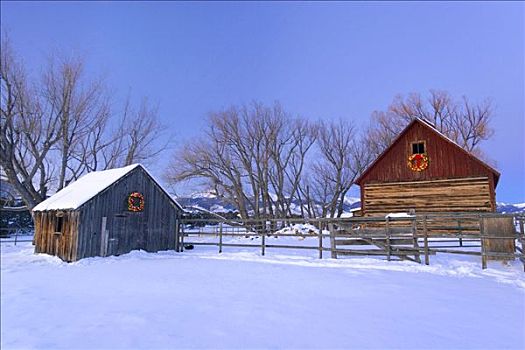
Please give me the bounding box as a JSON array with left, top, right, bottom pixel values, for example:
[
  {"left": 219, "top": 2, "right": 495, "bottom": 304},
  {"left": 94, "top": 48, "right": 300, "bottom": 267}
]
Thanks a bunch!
[
  {"left": 457, "top": 219, "right": 463, "bottom": 247},
  {"left": 174, "top": 218, "right": 180, "bottom": 252},
  {"left": 386, "top": 217, "right": 391, "bottom": 262},
  {"left": 423, "top": 215, "right": 429, "bottom": 265},
  {"left": 412, "top": 217, "right": 420, "bottom": 263},
  {"left": 329, "top": 223, "right": 337, "bottom": 259},
  {"left": 180, "top": 224, "right": 184, "bottom": 252},
  {"left": 261, "top": 231, "right": 266, "bottom": 256},
  {"left": 14, "top": 230, "right": 18, "bottom": 246},
  {"left": 318, "top": 221, "right": 323, "bottom": 259},
  {"left": 219, "top": 222, "right": 223, "bottom": 254},
  {"left": 480, "top": 215, "right": 487, "bottom": 269},
  {"left": 519, "top": 217, "right": 525, "bottom": 272}
]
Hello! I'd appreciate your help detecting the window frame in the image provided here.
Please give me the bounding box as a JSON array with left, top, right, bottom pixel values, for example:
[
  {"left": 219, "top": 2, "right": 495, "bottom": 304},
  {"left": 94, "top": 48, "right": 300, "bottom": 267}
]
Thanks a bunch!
[
  {"left": 54, "top": 213, "right": 64, "bottom": 234},
  {"left": 411, "top": 140, "right": 426, "bottom": 155}
]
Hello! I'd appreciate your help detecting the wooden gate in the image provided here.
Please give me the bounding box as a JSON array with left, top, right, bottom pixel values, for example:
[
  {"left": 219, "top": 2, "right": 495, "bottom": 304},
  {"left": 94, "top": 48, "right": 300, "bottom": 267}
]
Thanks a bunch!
[{"left": 330, "top": 217, "right": 423, "bottom": 263}]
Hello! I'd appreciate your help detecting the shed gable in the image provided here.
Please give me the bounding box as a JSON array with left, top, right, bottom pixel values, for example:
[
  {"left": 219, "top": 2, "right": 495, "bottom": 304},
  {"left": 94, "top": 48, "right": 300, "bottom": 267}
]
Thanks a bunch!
[
  {"left": 33, "top": 164, "right": 182, "bottom": 212},
  {"left": 76, "top": 166, "right": 181, "bottom": 259},
  {"left": 78, "top": 165, "right": 182, "bottom": 212}
]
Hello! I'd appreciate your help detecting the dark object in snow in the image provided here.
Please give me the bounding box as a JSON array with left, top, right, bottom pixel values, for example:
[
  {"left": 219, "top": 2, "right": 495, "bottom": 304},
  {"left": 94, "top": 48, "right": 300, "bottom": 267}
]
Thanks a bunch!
[{"left": 184, "top": 244, "right": 194, "bottom": 250}]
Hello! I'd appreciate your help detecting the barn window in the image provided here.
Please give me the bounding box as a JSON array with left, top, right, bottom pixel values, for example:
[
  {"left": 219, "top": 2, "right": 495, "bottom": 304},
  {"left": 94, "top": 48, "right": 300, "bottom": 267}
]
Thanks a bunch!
[
  {"left": 55, "top": 216, "right": 64, "bottom": 234},
  {"left": 412, "top": 141, "right": 425, "bottom": 154}
]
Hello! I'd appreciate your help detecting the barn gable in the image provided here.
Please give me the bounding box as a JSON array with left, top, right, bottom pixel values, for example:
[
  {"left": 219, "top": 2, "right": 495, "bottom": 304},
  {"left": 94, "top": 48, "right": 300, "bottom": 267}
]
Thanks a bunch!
[
  {"left": 355, "top": 118, "right": 500, "bottom": 186},
  {"left": 355, "top": 119, "right": 500, "bottom": 216}
]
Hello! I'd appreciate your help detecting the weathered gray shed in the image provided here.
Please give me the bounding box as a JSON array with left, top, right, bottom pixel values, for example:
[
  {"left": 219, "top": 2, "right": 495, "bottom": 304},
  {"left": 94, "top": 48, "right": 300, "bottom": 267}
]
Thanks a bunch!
[{"left": 32, "top": 164, "right": 183, "bottom": 262}]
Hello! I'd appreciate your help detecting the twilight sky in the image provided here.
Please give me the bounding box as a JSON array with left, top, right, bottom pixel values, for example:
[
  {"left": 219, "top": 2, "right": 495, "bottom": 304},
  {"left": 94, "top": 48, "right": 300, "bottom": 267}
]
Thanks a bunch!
[{"left": 1, "top": 1, "right": 524, "bottom": 203}]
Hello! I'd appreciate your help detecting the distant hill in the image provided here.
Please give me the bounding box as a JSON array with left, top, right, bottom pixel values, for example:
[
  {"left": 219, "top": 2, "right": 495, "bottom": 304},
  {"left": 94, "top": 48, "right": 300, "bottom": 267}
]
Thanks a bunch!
[
  {"left": 175, "top": 192, "right": 361, "bottom": 216},
  {"left": 175, "top": 191, "right": 238, "bottom": 214},
  {"left": 496, "top": 202, "right": 525, "bottom": 214},
  {"left": 175, "top": 191, "right": 524, "bottom": 215}
]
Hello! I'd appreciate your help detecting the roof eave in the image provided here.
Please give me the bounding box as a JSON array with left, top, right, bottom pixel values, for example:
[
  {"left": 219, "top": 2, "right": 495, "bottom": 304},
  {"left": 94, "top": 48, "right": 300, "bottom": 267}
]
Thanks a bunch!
[{"left": 355, "top": 118, "right": 420, "bottom": 185}]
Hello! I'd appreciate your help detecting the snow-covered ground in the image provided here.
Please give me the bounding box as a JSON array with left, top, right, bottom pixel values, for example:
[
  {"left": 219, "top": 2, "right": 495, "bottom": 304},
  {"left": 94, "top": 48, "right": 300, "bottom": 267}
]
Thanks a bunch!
[{"left": 1, "top": 238, "right": 524, "bottom": 349}]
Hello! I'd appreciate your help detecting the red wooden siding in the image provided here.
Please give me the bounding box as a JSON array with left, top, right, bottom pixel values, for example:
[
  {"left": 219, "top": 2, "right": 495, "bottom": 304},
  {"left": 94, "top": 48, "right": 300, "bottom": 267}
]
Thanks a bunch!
[{"left": 358, "top": 121, "right": 498, "bottom": 185}]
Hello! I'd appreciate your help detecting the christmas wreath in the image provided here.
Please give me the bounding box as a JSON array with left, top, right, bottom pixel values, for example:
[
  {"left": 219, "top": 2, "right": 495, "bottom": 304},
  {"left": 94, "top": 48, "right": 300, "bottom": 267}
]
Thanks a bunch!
[
  {"left": 407, "top": 153, "right": 429, "bottom": 172},
  {"left": 128, "top": 192, "right": 145, "bottom": 212}
]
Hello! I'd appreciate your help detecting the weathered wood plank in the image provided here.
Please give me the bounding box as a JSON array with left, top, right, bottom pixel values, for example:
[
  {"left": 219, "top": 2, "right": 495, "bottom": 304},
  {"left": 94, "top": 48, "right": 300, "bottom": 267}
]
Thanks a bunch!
[
  {"left": 363, "top": 177, "right": 493, "bottom": 218},
  {"left": 329, "top": 223, "right": 336, "bottom": 259},
  {"left": 318, "top": 221, "right": 323, "bottom": 259},
  {"left": 482, "top": 216, "right": 515, "bottom": 262}
]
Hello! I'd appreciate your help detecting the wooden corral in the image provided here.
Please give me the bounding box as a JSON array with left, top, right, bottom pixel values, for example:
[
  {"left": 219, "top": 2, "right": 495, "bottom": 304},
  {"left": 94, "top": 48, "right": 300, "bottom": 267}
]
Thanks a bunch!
[
  {"left": 177, "top": 214, "right": 524, "bottom": 270},
  {"left": 32, "top": 164, "right": 183, "bottom": 262},
  {"left": 355, "top": 118, "right": 500, "bottom": 217}
]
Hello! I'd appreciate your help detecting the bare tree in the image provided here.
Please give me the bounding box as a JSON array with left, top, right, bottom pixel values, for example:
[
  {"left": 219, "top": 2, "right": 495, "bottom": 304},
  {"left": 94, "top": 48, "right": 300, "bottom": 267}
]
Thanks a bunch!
[
  {"left": 167, "top": 102, "right": 316, "bottom": 220},
  {"left": 303, "top": 120, "right": 370, "bottom": 218},
  {"left": 367, "top": 90, "right": 494, "bottom": 159},
  {"left": 270, "top": 116, "right": 316, "bottom": 217},
  {"left": 117, "top": 97, "right": 169, "bottom": 166},
  {"left": 168, "top": 103, "right": 266, "bottom": 220},
  {"left": 75, "top": 96, "right": 168, "bottom": 173},
  {"left": 170, "top": 133, "right": 251, "bottom": 219},
  {"left": 1, "top": 35, "right": 171, "bottom": 210},
  {"left": 1, "top": 36, "right": 59, "bottom": 210},
  {"left": 169, "top": 103, "right": 374, "bottom": 220},
  {"left": 39, "top": 55, "right": 113, "bottom": 190}
]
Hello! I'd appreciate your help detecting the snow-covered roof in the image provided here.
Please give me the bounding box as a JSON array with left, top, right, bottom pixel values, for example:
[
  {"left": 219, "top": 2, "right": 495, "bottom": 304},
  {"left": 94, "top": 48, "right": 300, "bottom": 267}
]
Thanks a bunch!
[{"left": 33, "top": 164, "right": 181, "bottom": 211}]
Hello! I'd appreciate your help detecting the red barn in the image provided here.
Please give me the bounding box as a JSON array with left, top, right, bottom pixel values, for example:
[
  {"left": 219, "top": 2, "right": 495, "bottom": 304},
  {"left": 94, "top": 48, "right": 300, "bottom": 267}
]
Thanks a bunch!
[{"left": 355, "top": 118, "right": 500, "bottom": 216}]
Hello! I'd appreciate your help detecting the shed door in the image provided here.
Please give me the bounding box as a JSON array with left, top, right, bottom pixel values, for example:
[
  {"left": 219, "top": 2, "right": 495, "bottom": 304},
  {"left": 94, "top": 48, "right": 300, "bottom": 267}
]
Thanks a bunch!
[{"left": 108, "top": 216, "right": 126, "bottom": 256}]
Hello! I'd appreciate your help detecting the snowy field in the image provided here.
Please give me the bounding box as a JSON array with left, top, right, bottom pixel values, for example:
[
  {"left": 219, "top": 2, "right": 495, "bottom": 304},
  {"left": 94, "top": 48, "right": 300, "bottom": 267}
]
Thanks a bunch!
[{"left": 1, "top": 238, "right": 524, "bottom": 350}]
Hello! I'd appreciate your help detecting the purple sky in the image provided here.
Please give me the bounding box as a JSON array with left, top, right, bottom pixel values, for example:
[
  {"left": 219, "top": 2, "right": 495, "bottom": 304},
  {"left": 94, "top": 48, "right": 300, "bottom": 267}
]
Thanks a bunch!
[{"left": 1, "top": 1, "right": 524, "bottom": 203}]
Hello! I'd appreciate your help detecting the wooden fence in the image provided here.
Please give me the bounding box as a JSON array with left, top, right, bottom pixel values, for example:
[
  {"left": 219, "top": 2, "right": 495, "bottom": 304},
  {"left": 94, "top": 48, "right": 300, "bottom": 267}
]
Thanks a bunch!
[
  {"left": 2, "top": 213, "right": 523, "bottom": 270},
  {"left": 0, "top": 227, "right": 34, "bottom": 244},
  {"left": 177, "top": 213, "right": 525, "bottom": 270}
]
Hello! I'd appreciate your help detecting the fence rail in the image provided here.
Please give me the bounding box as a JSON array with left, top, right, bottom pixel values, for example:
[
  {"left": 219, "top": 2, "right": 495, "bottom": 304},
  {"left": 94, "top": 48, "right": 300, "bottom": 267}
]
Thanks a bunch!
[
  {"left": 2, "top": 213, "right": 523, "bottom": 270},
  {"left": 0, "top": 227, "right": 34, "bottom": 245},
  {"left": 177, "top": 213, "right": 525, "bottom": 270}
]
